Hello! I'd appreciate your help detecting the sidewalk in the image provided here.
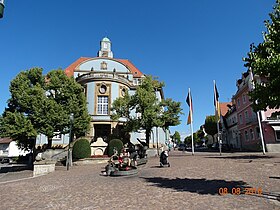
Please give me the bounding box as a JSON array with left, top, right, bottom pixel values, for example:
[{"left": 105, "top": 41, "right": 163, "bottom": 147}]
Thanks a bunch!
[{"left": 0, "top": 169, "right": 33, "bottom": 183}]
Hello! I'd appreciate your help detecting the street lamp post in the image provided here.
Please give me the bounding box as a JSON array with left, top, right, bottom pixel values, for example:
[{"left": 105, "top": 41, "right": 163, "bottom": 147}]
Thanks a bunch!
[
  {"left": 67, "top": 113, "right": 74, "bottom": 170},
  {"left": 156, "top": 127, "right": 159, "bottom": 156}
]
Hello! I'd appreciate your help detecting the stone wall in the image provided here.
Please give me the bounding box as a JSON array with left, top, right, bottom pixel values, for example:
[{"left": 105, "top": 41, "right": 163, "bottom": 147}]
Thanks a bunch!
[{"left": 33, "top": 161, "right": 56, "bottom": 177}]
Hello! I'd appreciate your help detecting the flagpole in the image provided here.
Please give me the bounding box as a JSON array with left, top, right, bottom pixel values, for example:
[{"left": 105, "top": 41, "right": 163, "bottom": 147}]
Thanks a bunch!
[
  {"left": 214, "top": 80, "right": 221, "bottom": 155},
  {"left": 217, "top": 117, "right": 221, "bottom": 156},
  {"left": 249, "top": 69, "right": 266, "bottom": 155},
  {"left": 189, "top": 88, "right": 194, "bottom": 155},
  {"left": 257, "top": 111, "right": 266, "bottom": 155}
]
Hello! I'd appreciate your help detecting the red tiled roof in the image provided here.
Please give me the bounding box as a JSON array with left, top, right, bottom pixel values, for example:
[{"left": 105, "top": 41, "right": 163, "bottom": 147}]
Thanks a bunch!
[
  {"left": 115, "top": 59, "right": 143, "bottom": 78},
  {"left": 65, "top": 57, "right": 90, "bottom": 77},
  {"left": 220, "top": 102, "right": 232, "bottom": 117},
  {"left": 0, "top": 137, "right": 13, "bottom": 144},
  {"left": 64, "top": 57, "right": 143, "bottom": 78}
]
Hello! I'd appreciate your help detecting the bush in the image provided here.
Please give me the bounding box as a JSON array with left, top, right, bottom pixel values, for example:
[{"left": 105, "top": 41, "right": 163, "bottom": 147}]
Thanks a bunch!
[
  {"left": 72, "top": 139, "right": 91, "bottom": 159},
  {"left": 108, "top": 139, "right": 123, "bottom": 156}
]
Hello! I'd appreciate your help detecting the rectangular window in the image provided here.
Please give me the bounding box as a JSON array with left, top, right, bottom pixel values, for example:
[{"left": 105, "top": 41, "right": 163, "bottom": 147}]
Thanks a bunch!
[
  {"left": 245, "top": 111, "right": 248, "bottom": 123},
  {"left": 242, "top": 94, "right": 246, "bottom": 104},
  {"left": 133, "top": 79, "right": 137, "bottom": 85},
  {"left": 52, "top": 132, "right": 62, "bottom": 141},
  {"left": 237, "top": 99, "right": 240, "bottom": 107},
  {"left": 239, "top": 114, "right": 243, "bottom": 125},
  {"left": 97, "top": 96, "right": 108, "bottom": 115},
  {"left": 133, "top": 78, "right": 142, "bottom": 86}
]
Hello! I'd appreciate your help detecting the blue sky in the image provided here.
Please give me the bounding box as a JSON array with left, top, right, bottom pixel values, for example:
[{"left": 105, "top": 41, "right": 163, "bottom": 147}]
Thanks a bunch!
[{"left": 0, "top": 0, "right": 276, "bottom": 139}]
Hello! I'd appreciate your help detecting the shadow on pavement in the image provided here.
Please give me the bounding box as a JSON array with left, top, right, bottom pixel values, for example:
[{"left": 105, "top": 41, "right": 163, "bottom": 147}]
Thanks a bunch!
[
  {"left": 269, "top": 176, "right": 280, "bottom": 180},
  {"left": 0, "top": 164, "right": 32, "bottom": 173},
  {"left": 150, "top": 166, "right": 162, "bottom": 168},
  {"left": 140, "top": 176, "right": 249, "bottom": 195}
]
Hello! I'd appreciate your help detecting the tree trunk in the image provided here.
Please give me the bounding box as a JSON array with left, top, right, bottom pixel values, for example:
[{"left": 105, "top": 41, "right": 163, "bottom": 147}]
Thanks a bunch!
[
  {"left": 164, "top": 128, "right": 168, "bottom": 145},
  {"left": 211, "top": 135, "right": 215, "bottom": 143},
  {"left": 145, "top": 129, "right": 151, "bottom": 147},
  {"left": 47, "top": 137, "right": 53, "bottom": 149}
]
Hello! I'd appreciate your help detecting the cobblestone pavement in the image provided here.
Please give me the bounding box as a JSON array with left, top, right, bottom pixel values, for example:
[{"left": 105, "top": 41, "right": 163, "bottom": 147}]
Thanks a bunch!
[{"left": 0, "top": 151, "right": 279, "bottom": 210}]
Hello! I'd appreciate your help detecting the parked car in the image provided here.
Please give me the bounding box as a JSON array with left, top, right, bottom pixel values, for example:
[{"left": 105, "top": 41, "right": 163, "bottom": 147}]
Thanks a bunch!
[
  {"left": 0, "top": 157, "right": 11, "bottom": 164},
  {"left": 178, "top": 143, "right": 186, "bottom": 151},
  {"left": 212, "top": 143, "right": 231, "bottom": 151}
]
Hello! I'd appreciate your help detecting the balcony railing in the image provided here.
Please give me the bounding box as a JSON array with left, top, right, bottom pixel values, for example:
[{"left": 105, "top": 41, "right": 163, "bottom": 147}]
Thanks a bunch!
[{"left": 76, "top": 72, "right": 132, "bottom": 85}]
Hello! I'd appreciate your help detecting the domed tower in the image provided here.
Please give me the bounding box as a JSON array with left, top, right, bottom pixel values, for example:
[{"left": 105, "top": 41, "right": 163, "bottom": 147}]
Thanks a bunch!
[{"left": 98, "top": 37, "right": 113, "bottom": 58}]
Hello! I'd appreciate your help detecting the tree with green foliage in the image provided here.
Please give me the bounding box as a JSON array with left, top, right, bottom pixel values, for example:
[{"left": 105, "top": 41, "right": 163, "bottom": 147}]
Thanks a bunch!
[
  {"left": 111, "top": 76, "right": 182, "bottom": 145},
  {"left": 43, "top": 70, "right": 91, "bottom": 142},
  {"left": 184, "top": 135, "right": 191, "bottom": 146},
  {"left": 160, "top": 98, "right": 182, "bottom": 143},
  {"left": 204, "top": 115, "right": 218, "bottom": 141},
  {"left": 244, "top": 0, "right": 280, "bottom": 111},
  {"left": 184, "top": 129, "right": 204, "bottom": 146},
  {"left": 195, "top": 129, "right": 205, "bottom": 146},
  {"left": 196, "top": 129, "right": 205, "bottom": 140},
  {"left": 172, "top": 131, "right": 181, "bottom": 144},
  {"left": 0, "top": 68, "right": 90, "bottom": 150},
  {"left": 0, "top": 111, "right": 37, "bottom": 150}
]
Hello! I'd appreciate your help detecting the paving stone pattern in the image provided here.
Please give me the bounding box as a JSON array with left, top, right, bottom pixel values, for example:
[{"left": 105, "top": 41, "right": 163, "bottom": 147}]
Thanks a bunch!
[{"left": 0, "top": 151, "right": 279, "bottom": 210}]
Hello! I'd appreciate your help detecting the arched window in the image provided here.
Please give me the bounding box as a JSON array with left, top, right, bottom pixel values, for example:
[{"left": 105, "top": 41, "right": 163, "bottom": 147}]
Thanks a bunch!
[
  {"left": 256, "top": 127, "right": 260, "bottom": 139},
  {"left": 245, "top": 130, "right": 249, "bottom": 141},
  {"left": 250, "top": 128, "right": 254, "bottom": 140}
]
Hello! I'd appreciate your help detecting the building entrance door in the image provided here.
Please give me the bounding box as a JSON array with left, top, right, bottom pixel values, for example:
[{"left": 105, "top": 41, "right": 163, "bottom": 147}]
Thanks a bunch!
[{"left": 94, "top": 124, "right": 111, "bottom": 143}]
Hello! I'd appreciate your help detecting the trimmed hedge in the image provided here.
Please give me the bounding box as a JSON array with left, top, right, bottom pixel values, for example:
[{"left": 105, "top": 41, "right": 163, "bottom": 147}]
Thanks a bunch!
[
  {"left": 108, "top": 139, "right": 123, "bottom": 156},
  {"left": 72, "top": 139, "right": 91, "bottom": 159}
]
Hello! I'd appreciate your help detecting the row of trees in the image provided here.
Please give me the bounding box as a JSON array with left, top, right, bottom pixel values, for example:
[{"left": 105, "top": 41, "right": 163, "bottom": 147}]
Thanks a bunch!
[
  {"left": 184, "top": 129, "right": 205, "bottom": 146},
  {"left": 171, "top": 115, "right": 217, "bottom": 147},
  {"left": 0, "top": 70, "right": 182, "bottom": 150},
  {"left": 171, "top": 129, "right": 206, "bottom": 147},
  {"left": 0, "top": 68, "right": 91, "bottom": 150}
]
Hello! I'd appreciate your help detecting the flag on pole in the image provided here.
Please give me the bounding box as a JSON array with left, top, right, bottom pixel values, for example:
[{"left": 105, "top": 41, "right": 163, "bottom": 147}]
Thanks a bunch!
[
  {"left": 214, "top": 82, "right": 220, "bottom": 122},
  {"left": 186, "top": 88, "right": 195, "bottom": 155},
  {"left": 186, "top": 89, "right": 193, "bottom": 125}
]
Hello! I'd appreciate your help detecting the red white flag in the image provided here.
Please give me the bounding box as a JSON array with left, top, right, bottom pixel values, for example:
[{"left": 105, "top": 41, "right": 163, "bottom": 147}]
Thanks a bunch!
[{"left": 186, "top": 90, "right": 193, "bottom": 125}]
